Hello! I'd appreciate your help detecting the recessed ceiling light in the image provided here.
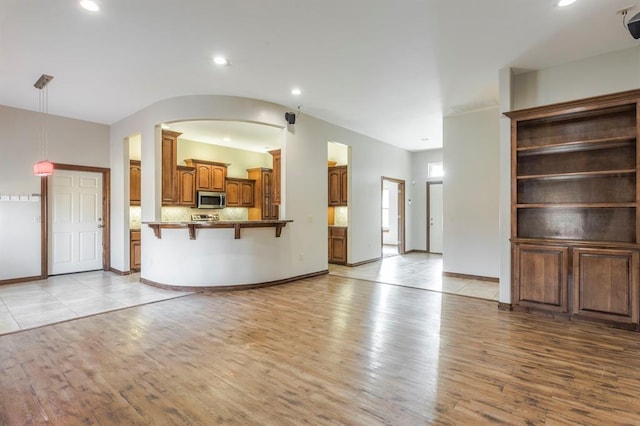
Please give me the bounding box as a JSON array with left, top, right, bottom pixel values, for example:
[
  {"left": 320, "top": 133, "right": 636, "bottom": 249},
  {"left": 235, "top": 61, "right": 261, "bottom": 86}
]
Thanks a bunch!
[
  {"left": 291, "top": 88, "right": 302, "bottom": 96},
  {"left": 213, "top": 56, "right": 230, "bottom": 66},
  {"left": 557, "top": 0, "right": 577, "bottom": 7},
  {"left": 80, "top": 0, "right": 100, "bottom": 12},
  {"left": 223, "top": 137, "right": 231, "bottom": 142}
]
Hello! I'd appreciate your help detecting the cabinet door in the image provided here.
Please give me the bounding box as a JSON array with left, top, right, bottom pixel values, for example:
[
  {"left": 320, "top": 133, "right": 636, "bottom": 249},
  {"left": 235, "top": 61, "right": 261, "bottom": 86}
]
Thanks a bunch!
[
  {"left": 130, "top": 161, "right": 141, "bottom": 206},
  {"left": 329, "top": 227, "right": 347, "bottom": 264},
  {"left": 328, "top": 168, "right": 341, "bottom": 206},
  {"left": 178, "top": 168, "right": 196, "bottom": 206},
  {"left": 573, "top": 248, "right": 639, "bottom": 323},
  {"left": 340, "top": 168, "right": 348, "bottom": 206},
  {"left": 130, "top": 231, "right": 141, "bottom": 271},
  {"left": 195, "top": 164, "right": 212, "bottom": 191},
  {"left": 161, "top": 131, "right": 179, "bottom": 205},
  {"left": 225, "top": 180, "right": 241, "bottom": 207},
  {"left": 513, "top": 244, "right": 568, "bottom": 312},
  {"left": 211, "top": 165, "right": 227, "bottom": 192},
  {"left": 240, "top": 181, "right": 255, "bottom": 207}
]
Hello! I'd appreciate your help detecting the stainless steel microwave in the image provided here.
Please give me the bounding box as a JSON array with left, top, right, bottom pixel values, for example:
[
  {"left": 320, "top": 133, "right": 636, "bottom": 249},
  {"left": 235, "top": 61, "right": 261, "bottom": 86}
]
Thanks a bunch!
[{"left": 197, "top": 191, "right": 226, "bottom": 209}]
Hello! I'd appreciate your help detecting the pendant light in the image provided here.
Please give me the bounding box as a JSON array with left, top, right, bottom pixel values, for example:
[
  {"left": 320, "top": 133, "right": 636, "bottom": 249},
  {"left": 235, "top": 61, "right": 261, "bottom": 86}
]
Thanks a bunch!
[{"left": 33, "top": 74, "right": 54, "bottom": 176}]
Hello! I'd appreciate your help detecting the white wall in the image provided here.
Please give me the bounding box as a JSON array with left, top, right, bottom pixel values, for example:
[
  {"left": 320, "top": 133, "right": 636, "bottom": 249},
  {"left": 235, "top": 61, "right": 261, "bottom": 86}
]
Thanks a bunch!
[
  {"left": 513, "top": 46, "right": 640, "bottom": 109},
  {"left": 442, "top": 107, "right": 500, "bottom": 278},
  {"left": 410, "top": 149, "right": 442, "bottom": 252},
  {"left": 110, "top": 95, "right": 414, "bottom": 278},
  {"left": 0, "top": 105, "right": 109, "bottom": 280}
]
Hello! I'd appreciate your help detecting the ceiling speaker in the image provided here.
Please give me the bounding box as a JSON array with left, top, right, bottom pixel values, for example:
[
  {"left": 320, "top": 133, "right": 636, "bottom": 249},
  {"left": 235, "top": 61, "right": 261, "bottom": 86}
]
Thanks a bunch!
[
  {"left": 285, "top": 112, "right": 296, "bottom": 125},
  {"left": 628, "top": 12, "right": 640, "bottom": 39}
]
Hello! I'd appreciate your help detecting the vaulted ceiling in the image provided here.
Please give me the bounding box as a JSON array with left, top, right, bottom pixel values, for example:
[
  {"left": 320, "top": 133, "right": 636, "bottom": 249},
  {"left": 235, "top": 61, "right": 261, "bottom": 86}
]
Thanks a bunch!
[{"left": 1, "top": 0, "right": 638, "bottom": 151}]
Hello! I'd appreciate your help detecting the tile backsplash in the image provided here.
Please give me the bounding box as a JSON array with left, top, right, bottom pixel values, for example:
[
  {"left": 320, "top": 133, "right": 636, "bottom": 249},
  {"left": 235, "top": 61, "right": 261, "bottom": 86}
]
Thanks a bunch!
[{"left": 161, "top": 206, "right": 248, "bottom": 222}]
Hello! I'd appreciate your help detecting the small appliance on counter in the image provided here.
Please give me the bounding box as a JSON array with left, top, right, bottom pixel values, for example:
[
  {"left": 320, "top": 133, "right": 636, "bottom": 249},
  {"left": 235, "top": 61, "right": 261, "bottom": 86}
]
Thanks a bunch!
[{"left": 191, "top": 213, "right": 220, "bottom": 222}]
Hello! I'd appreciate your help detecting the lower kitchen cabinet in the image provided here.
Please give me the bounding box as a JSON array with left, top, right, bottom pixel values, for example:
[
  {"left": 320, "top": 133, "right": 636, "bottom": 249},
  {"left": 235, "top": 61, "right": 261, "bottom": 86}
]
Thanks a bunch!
[
  {"left": 130, "top": 230, "right": 141, "bottom": 272},
  {"left": 329, "top": 226, "right": 347, "bottom": 264}
]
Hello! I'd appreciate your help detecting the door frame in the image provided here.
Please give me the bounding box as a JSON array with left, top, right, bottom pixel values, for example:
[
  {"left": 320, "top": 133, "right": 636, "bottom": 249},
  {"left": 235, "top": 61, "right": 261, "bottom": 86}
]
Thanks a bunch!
[
  {"left": 381, "top": 177, "right": 406, "bottom": 255},
  {"left": 426, "top": 180, "right": 443, "bottom": 253},
  {"left": 41, "top": 163, "right": 111, "bottom": 278}
]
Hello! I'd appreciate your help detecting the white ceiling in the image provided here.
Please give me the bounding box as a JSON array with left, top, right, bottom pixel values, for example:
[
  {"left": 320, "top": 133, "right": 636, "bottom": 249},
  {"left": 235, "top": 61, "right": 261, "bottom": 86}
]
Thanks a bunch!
[{"left": 1, "top": 0, "right": 638, "bottom": 152}]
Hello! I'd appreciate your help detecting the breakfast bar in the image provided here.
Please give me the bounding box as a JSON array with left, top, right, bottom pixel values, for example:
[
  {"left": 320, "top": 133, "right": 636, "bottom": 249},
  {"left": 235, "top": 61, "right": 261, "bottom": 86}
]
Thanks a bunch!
[{"left": 139, "top": 219, "right": 296, "bottom": 290}]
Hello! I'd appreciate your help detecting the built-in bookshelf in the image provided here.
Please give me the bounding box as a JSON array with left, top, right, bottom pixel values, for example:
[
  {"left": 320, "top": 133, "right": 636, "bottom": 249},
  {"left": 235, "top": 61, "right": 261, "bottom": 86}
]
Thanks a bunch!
[{"left": 506, "top": 90, "right": 640, "bottom": 328}]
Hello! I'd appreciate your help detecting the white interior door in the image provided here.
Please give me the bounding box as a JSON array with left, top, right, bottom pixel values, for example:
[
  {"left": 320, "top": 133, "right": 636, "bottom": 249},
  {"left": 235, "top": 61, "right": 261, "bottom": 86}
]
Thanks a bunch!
[
  {"left": 49, "top": 170, "right": 103, "bottom": 275},
  {"left": 429, "top": 183, "right": 443, "bottom": 254}
]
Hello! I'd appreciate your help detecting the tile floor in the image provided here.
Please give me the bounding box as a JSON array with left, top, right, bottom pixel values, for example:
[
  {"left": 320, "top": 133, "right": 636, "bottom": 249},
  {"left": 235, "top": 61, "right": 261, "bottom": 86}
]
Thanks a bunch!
[
  {"left": 329, "top": 252, "right": 500, "bottom": 301},
  {"left": 0, "top": 270, "right": 191, "bottom": 335}
]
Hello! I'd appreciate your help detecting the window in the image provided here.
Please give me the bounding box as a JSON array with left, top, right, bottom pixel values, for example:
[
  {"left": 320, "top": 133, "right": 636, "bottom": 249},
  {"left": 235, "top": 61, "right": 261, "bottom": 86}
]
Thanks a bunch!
[
  {"left": 428, "top": 162, "right": 444, "bottom": 178},
  {"left": 382, "top": 188, "right": 390, "bottom": 231}
]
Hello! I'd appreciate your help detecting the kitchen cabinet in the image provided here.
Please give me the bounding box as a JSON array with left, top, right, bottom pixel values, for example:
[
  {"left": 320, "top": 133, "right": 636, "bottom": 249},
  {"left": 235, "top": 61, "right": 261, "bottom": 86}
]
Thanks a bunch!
[
  {"left": 130, "top": 230, "right": 141, "bottom": 271},
  {"left": 247, "top": 167, "right": 278, "bottom": 220},
  {"left": 329, "top": 226, "right": 347, "bottom": 264},
  {"left": 226, "top": 177, "right": 255, "bottom": 207},
  {"left": 177, "top": 165, "right": 196, "bottom": 207},
  {"left": 161, "top": 130, "right": 181, "bottom": 205},
  {"left": 130, "top": 160, "right": 141, "bottom": 206},
  {"left": 328, "top": 166, "right": 347, "bottom": 206},
  {"left": 506, "top": 89, "right": 640, "bottom": 329},
  {"left": 184, "top": 159, "right": 227, "bottom": 192},
  {"left": 269, "top": 149, "right": 281, "bottom": 205}
]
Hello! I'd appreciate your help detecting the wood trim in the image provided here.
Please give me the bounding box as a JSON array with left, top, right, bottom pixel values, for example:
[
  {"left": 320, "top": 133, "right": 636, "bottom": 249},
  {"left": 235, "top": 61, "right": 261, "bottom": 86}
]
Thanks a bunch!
[
  {"left": 140, "top": 269, "right": 329, "bottom": 292},
  {"left": 498, "top": 302, "right": 513, "bottom": 311},
  {"left": 426, "top": 180, "right": 443, "bottom": 254},
  {"left": 346, "top": 257, "right": 382, "bottom": 267},
  {"left": 184, "top": 158, "right": 229, "bottom": 167},
  {"left": 381, "top": 176, "right": 406, "bottom": 255},
  {"left": 109, "top": 267, "right": 130, "bottom": 276},
  {"left": 443, "top": 271, "right": 499, "bottom": 283},
  {"left": 43, "top": 163, "right": 111, "bottom": 279},
  {"left": 504, "top": 89, "right": 640, "bottom": 120},
  {"left": 0, "top": 275, "right": 44, "bottom": 286},
  {"left": 40, "top": 176, "right": 48, "bottom": 279}
]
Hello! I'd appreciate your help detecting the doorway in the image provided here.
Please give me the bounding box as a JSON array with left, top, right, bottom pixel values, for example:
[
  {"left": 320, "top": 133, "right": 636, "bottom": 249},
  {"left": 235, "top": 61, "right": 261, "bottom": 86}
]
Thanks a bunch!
[
  {"left": 381, "top": 177, "right": 405, "bottom": 256},
  {"left": 43, "top": 164, "right": 110, "bottom": 277},
  {"left": 427, "top": 181, "right": 443, "bottom": 254}
]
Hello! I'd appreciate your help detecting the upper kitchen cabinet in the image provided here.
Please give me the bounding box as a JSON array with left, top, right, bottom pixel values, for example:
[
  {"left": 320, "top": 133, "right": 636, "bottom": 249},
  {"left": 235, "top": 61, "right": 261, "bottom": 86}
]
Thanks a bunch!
[
  {"left": 161, "top": 130, "right": 181, "bottom": 205},
  {"left": 177, "top": 165, "right": 196, "bottom": 207},
  {"left": 226, "top": 177, "right": 255, "bottom": 207},
  {"left": 269, "top": 149, "right": 281, "bottom": 205},
  {"left": 130, "top": 160, "right": 141, "bottom": 206},
  {"left": 184, "top": 159, "right": 228, "bottom": 192},
  {"left": 328, "top": 165, "right": 348, "bottom": 206}
]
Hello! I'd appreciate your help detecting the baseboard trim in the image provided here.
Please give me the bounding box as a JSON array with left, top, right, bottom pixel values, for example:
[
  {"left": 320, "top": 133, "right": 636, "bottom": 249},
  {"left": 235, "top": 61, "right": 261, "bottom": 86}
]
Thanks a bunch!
[
  {"left": 109, "top": 267, "right": 131, "bottom": 276},
  {"left": 405, "top": 249, "right": 428, "bottom": 254},
  {"left": 443, "top": 271, "right": 499, "bottom": 283},
  {"left": 140, "top": 269, "right": 329, "bottom": 292},
  {"left": 498, "top": 302, "right": 513, "bottom": 311},
  {"left": 347, "top": 257, "right": 381, "bottom": 267},
  {"left": 0, "top": 275, "right": 44, "bottom": 286}
]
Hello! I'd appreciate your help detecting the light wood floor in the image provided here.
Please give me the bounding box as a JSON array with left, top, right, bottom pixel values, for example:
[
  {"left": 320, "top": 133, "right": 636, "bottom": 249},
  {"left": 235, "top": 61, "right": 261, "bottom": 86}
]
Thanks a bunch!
[{"left": 2, "top": 274, "right": 640, "bottom": 424}]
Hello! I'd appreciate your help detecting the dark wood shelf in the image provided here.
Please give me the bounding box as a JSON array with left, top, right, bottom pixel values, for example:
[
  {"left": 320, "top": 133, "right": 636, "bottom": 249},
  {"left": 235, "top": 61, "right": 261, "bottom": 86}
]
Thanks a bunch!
[
  {"left": 516, "top": 136, "right": 635, "bottom": 156},
  {"left": 516, "top": 169, "right": 636, "bottom": 181},
  {"left": 511, "top": 237, "right": 639, "bottom": 248}
]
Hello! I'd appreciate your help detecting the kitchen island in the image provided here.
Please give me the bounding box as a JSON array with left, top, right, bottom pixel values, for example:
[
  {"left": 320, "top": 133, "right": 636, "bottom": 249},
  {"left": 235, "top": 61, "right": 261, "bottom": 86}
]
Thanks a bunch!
[{"left": 139, "top": 219, "right": 303, "bottom": 290}]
